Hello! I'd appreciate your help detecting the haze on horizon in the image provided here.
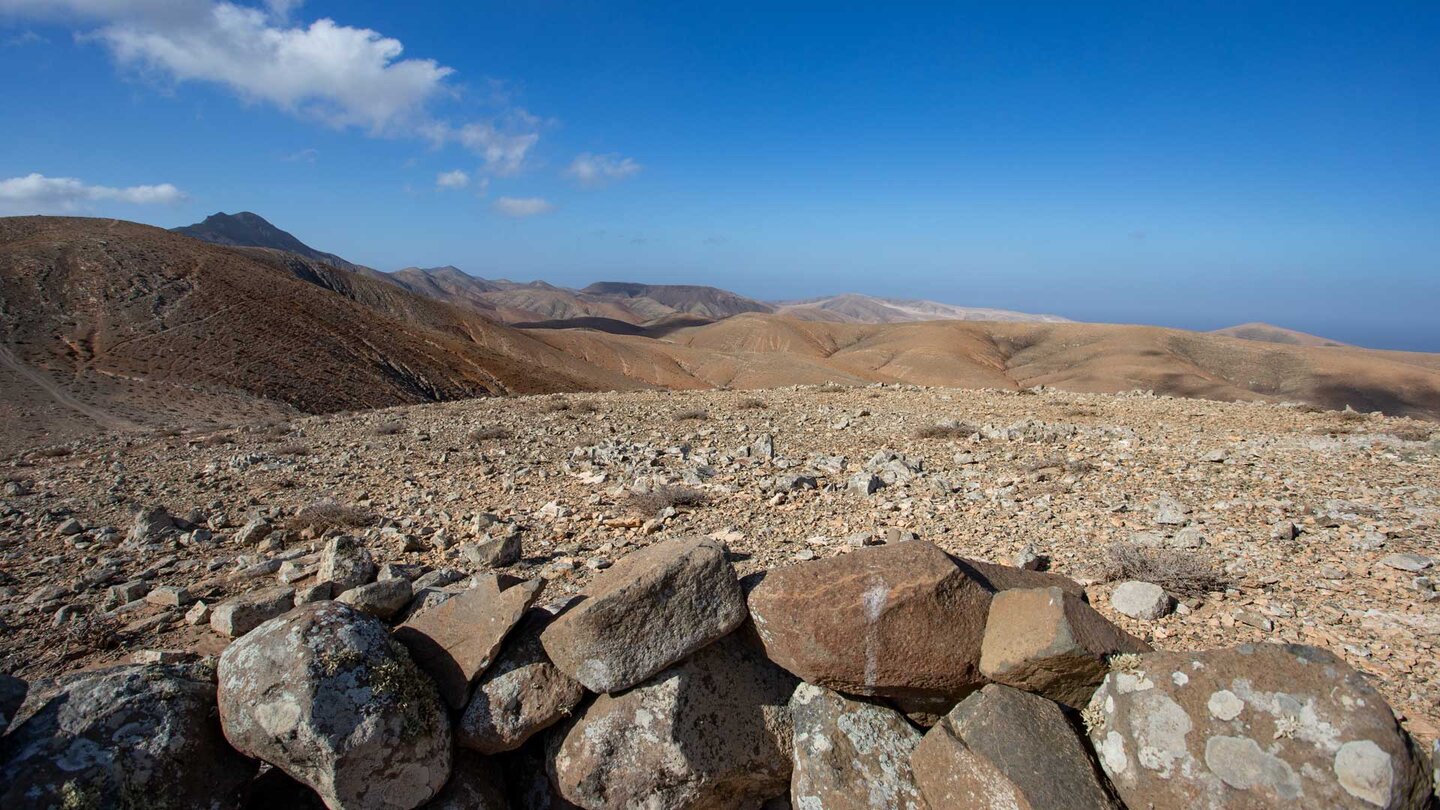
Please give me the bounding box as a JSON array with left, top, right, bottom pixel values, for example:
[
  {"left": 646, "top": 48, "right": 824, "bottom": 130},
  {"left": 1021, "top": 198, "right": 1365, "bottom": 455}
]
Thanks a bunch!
[{"left": 1, "top": 1, "right": 1436, "bottom": 351}]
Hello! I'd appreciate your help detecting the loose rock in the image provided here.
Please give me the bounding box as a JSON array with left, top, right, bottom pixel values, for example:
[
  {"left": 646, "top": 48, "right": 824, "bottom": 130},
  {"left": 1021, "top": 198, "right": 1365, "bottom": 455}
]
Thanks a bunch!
[{"left": 789, "top": 682, "right": 926, "bottom": 809}]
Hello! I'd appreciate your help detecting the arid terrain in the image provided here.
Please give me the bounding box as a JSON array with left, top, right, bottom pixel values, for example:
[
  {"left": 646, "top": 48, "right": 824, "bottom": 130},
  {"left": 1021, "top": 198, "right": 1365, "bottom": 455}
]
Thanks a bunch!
[{"left": 2, "top": 385, "right": 1437, "bottom": 750}]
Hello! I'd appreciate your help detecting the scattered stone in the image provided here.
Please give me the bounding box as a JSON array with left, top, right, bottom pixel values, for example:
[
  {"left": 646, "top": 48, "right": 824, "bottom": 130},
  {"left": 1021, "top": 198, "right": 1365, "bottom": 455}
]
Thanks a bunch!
[
  {"left": 56, "top": 517, "right": 82, "bottom": 536},
  {"left": 1381, "top": 553, "right": 1436, "bottom": 573},
  {"left": 1169, "top": 526, "right": 1206, "bottom": 550},
  {"left": 296, "top": 581, "right": 333, "bottom": 605},
  {"left": 236, "top": 516, "right": 274, "bottom": 545},
  {"left": 1235, "top": 609, "right": 1275, "bottom": 631},
  {"left": 209, "top": 585, "right": 295, "bottom": 638},
  {"left": 980, "top": 585, "right": 1151, "bottom": 708},
  {"left": 185, "top": 600, "right": 211, "bottom": 626},
  {"left": 127, "top": 504, "right": 178, "bottom": 546},
  {"left": 395, "top": 574, "right": 544, "bottom": 709},
  {"left": 318, "top": 535, "right": 376, "bottom": 595},
  {"left": 1154, "top": 494, "right": 1190, "bottom": 526},
  {"left": 336, "top": 577, "right": 413, "bottom": 621},
  {"left": 1271, "top": 520, "right": 1300, "bottom": 541},
  {"left": 145, "top": 584, "right": 193, "bottom": 608},
  {"left": 748, "top": 541, "right": 994, "bottom": 709},
  {"left": 458, "top": 608, "right": 585, "bottom": 754},
  {"left": 912, "top": 683, "right": 1115, "bottom": 809},
  {"left": 218, "top": 601, "right": 452, "bottom": 810},
  {"left": 541, "top": 536, "right": 747, "bottom": 694},
  {"left": 0, "top": 663, "right": 255, "bottom": 809},
  {"left": 1111, "top": 580, "right": 1174, "bottom": 620},
  {"left": 548, "top": 634, "right": 795, "bottom": 809},
  {"left": 847, "top": 472, "right": 883, "bottom": 496},
  {"left": 789, "top": 682, "right": 926, "bottom": 809},
  {"left": 1087, "top": 643, "right": 1434, "bottom": 809}
]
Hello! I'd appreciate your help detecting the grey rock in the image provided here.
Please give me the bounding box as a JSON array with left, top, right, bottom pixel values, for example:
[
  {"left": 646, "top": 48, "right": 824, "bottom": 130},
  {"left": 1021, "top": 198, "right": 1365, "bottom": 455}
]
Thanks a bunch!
[
  {"left": 319, "top": 535, "right": 376, "bottom": 595},
  {"left": 848, "top": 472, "right": 883, "bottom": 496},
  {"left": 789, "top": 683, "right": 925, "bottom": 809},
  {"left": 218, "top": 601, "right": 452, "bottom": 810},
  {"left": 0, "top": 663, "right": 255, "bottom": 809},
  {"left": 414, "top": 568, "right": 467, "bottom": 590},
  {"left": 127, "top": 504, "right": 178, "bottom": 547},
  {"left": 145, "top": 584, "right": 193, "bottom": 607},
  {"left": 235, "top": 517, "right": 274, "bottom": 545},
  {"left": 541, "top": 536, "right": 747, "bottom": 694},
  {"left": 458, "top": 608, "right": 586, "bottom": 754},
  {"left": 1154, "top": 495, "right": 1190, "bottom": 526},
  {"left": 462, "top": 532, "right": 522, "bottom": 569},
  {"left": 1381, "top": 553, "right": 1435, "bottom": 573},
  {"left": 1111, "top": 580, "right": 1174, "bottom": 620},
  {"left": 209, "top": 585, "right": 295, "bottom": 638},
  {"left": 337, "top": 577, "right": 413, "bottom": 621}
]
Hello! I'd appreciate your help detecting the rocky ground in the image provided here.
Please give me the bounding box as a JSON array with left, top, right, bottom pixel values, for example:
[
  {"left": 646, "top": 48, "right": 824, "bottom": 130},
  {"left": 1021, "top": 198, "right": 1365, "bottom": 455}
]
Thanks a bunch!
[{"left": 2, "top": 383, "right": 1438, "bottom": 748}]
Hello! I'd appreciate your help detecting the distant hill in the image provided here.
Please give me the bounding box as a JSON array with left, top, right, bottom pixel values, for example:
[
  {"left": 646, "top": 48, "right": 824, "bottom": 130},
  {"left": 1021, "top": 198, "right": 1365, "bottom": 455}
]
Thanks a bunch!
[
  {"left": 580, "top": 282, "right": 774, "bottom": 321},
  {"left": 1212, "top": 322, "right": 1348, "bottom": 348},
  {"left": 172, "top": 211, "right": 367, "bottom": 271},
  {"left": 773, "top": 293, "right": 1070, "bottom": 324}
]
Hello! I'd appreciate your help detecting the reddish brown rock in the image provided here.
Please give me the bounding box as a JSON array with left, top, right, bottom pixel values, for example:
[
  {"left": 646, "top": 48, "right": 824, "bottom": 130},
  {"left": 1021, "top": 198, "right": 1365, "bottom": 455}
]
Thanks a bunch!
[
  {"left": 540, "top": 536, "right": 747, "bottom": 694},
  {"left": 1088, "top": 644, "right": 1434, "bottom": 809},
  {"left": 912, "top": 684, "right": 1116, "bottom": 809},
  {"left": 746, "top": 541, "right": 994, "bottom": 705},
  {"left": 979, "top": 585, "right": 1151, "bottom": 708},
  {"left": 394, "top": 574, "right": 544, "bottom": 709}
]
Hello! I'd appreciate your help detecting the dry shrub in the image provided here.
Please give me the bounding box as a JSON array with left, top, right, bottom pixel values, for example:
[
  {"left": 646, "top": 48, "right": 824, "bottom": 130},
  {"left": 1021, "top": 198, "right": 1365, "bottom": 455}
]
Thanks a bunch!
[
  {"left": 737, "top": 398, "right": 767, "bottom": 410},
  {"left": 627, "top": 485, "right": 709, "bottom": 515},
  {"left": 674, "top": 408, "right": 708, "bottom": 422},
  {"left": 64, "top": 613, "right": 120, "bottom": 653},
  {"left": 469, "top": 426, "right": 512, "bottom": 442},
  {"left": 291, "top": 500, "right": 375, "bottom": 533},
  {"left": 1383, "top": 424, "right": 1435, "bottom": 442},
  {"left": 915, "top": 422, "right": 978, "bottom": 440},
  {"left": 543, "top": 400, "right": 572, "bottom": 413},
  {"left": 572, "top": 400, "right": 601, "bottom": 414},
  {"left": 1099, "top": 543, "right": 1228, "bottom": 598},
  {"left": 373, "top": 421, "right": 405, "bottom": 436},
  {"left": 275, "top": 442, "right": 310, "bottom": 456}
]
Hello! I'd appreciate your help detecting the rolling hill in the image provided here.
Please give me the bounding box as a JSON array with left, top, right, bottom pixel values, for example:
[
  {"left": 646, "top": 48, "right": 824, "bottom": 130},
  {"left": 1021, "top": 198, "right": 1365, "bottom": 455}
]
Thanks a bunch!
[
  {"left": 1211, "top": 322, "right": 1348, "bottom": 348},
  {"left": 773, "top": 293, "right": 1070, "bottom": 324}
]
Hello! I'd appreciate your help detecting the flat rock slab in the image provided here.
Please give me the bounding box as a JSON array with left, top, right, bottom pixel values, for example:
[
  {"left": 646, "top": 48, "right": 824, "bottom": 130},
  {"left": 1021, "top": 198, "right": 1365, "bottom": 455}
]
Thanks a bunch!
[
  {"left": 458, "top": 607, "right": 585, "bottom": 754},
  {"left": 1111, "top": 580, "right": 1173, "bottom": 620},
  {"left": 540, "top": 536, "right": 746, "bottom": 694},
  {"left": 912, "top": 683, "right": 1116, "bottom": 809},
  {"left": 980, "top": 585, "right": 1151, "bottom": 708},
  {"left": 1087, "top": 643, "right": 1434, "bottom": 809},
  {"left": 548, "top": 633, "right": 796, "bottom": 810},
  {"left": 209, "top": 584, "right": 295, "bottom": 638},
  {"left": 747, "top": 540, "right": 995, "bottom": 704},
  {"left": 395, "top": 574, "right": 544, "bottom": 709},
  {"left": 218, "top": 601, "right": 452, "bottom": 810},
  {"left": 790, "top": 683, "right": 926, "bottom": 810},
  {"left": 0, "top": 663, "right": 255, "bottom": 810}
]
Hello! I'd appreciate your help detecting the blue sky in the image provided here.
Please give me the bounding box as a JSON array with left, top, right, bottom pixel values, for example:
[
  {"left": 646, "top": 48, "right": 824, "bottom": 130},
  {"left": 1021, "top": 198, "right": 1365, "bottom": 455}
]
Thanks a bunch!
[{"left": 2, "top": 2, "right": 1437, "bottom": 350}]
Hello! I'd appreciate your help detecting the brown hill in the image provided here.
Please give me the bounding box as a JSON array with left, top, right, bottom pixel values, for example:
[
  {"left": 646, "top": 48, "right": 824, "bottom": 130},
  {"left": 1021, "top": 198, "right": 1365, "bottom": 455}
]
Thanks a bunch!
[
  {"left": 0, "top": 216, "right": 642, "bottom": 452},
  {"left": 1210, "top": 322, "right": 1348, "bottom": 348},
  {"left": 773, "top": 293, "right": 1069, "bottom": 324}
]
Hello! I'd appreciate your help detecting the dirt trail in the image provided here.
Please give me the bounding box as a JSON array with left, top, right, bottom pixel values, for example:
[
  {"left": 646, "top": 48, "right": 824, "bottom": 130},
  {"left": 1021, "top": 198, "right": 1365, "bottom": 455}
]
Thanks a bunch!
[{"left": 0, "top": 344, "right": 139, "bottom": 432}]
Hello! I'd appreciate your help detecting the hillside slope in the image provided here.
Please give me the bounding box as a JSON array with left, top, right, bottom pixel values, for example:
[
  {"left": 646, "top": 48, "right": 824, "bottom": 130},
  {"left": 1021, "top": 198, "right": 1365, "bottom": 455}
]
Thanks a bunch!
[
  {"left": 0, "top": 216, "right": 642, "bottom": 451},
  {"left": 773, "top": 293, "right": 1070, "bottom": 324}
]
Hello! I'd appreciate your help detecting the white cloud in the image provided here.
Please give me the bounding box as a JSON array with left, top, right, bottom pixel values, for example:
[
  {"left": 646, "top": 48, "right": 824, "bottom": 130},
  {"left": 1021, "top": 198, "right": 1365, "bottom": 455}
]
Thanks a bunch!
[
  {"left": 564, "top": 152, "right": 641, "bottom": 187},
  {"left": 0, "top": 0, "right": 538, "bottom": 160},
  {"left": 435, "top": 169, "right": 469, "bottom": 190},
  {"left": 492, "top": 196, "right": 552, "bottom": 218},
  {"left": 0, "top": 172, "right": 186, "bottom": 213}
]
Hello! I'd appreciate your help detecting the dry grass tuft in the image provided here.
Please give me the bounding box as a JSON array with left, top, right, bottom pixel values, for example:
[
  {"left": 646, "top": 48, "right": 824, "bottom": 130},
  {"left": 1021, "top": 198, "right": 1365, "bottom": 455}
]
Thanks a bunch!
[
  {"left": 674, "top": 408, "right": 709, "bottom": 422},
  {"left": 627, "top": 485, "right": 710, "bottom": 515},
  {"left": 1099, "top": 543, "right": 1228, "bottom": 598},
  {"left": 373, "top": 420, "right": 405, "bottom": 436},
  {"left": 737, "top": 398, "right": 768, "bottom": 410},
  {"left": 291, "top": 500, "right": 375, "bottom": 533},
  {"left": 915, "top": 421, "right": 978, "bottom": 440}
]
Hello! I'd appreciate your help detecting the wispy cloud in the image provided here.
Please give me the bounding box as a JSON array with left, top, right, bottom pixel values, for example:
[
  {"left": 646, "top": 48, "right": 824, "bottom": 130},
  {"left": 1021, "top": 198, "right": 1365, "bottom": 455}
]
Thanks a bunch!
[
  {"left": 493, "top": 196, "right": 552, "bottom": 218},
  {"left": 564, "top": 152, "right": 641, "bottom": 187},
  {"left": 0, "top": 172, "right": 186, "bottom": 213},
  {"left": 282, "top": 147, "right": 317, "bottom": 163},
  {"left": 0, "top": 0, "right": 545, "bottom": 170},
  {"left": 435, "top": 169, "right": 469, "bottom": 190}
]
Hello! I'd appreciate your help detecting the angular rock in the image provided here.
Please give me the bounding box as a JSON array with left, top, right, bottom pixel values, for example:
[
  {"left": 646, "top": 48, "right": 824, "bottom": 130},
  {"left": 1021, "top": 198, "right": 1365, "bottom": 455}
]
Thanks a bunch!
[
  {"left": 422, "top": 751, "right": 508, "bottom": 810},
  {"left": 540, "top": 536, "right": 746, "bottom": 693},
  {"left": 549, "top": 634, "right": 795, "bottom": 809},
  {"left": 319, "top": 535, "right": 376, "bottom": 595},
  {"left": 218, "top": 601, "right": 452, "bottom": 810},
  {"left": 1111, "top": 580, "right": 1173, "bottom": 619},
  {"left": 789, "top": 683, "right": 926, "bottom": 809},
  {"left": 236, "top": 516, "right": 274, "bottom": 546},
  {"left": 912, "top": 683, "right": 1115, "bottom": 809},
  {"left": 463, "top": 532, "right": 522, "bottom": 569},
  {"left": 127, "top": 504, "right": 177, "bottom": 546},
  {"left": 848, "top": 472, "right": 883, "bottom": 496},
  {"left": 0, "top": 672, "right": 27, "bottom": 736},
  {"left": 395, "top": 574, "right": 544, "bottom": 709},
  {"left": 0, "top": 663, "right": 255, "bottom": 809},
  {"left": 747, "top": 540, "right": 994, "bottom": 705},
  {"left": 980, "top": 586, "right": 1151, "bottom": 708},
  {"left": 1087, "top": 643, "right": 1434, "bottom": 809},
  {"left": 1380, "top": 553, "right": 1435, "bottom": 573},
  {"left": 209, "top": 585, "right": 295, "bottom": 638},
  {"left": 337, "top": 577, "right": 413, "bottom": 621},
  {"left": 458, "top": 608, "right": 586, "bottom": 754}
]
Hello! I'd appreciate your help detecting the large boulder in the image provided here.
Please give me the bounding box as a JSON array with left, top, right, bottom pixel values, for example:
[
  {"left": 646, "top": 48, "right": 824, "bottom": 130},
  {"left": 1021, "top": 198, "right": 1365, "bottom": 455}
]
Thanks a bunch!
[
  {"left": 548, "top": 633, "right": 796, "bottom": 809},
  {"left": 458, "top": 607, "right": 586, "bottom": 754},
  {"left": 1086, "top": 643, "right": 1434, "bottom": 809},
  {"left": 789, "top": 683, "right": 926, "bottom": 810},
  {"left": 979, "top": 585, "right": 1151, "bottom": 708},
  {"left": 218, "top": 601, "right": 452, "bottom": 810},
  {"left": 540, "top": 537, "right": 747, "bottom": 694},
  {"left": 0, "top": 663, "right": 255, "bottom": 810},
  {"left": 0, "top": 672, "right": 25, "bottom": 735},
  {"left": 394, "top": 575, "right": 544, "bottom": 709},
  {"left": 911, "top": 683, "right": 1115, "bottom": 809},
  {"left": 746, "top": 541, "right": 994, "bottom": 707}
]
